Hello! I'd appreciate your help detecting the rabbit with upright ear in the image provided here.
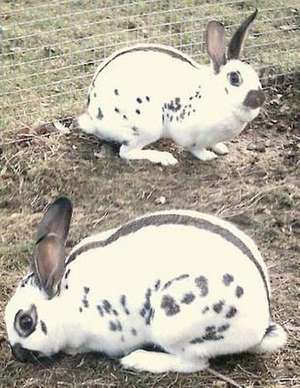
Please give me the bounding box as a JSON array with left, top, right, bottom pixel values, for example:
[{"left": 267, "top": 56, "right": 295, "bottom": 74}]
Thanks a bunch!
[
  {"left": 78, "top": 9, "right": 265, "bottom": 165},
  {"left": 6, "top": 197, "right": 286, "bottom": 372}
]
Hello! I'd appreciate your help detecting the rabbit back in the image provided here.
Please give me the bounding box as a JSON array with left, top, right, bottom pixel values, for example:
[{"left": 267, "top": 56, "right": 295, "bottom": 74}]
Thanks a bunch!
[
  {"left": 78, "top": 45, "right": 209, "bottom": 144},
  {"left": 60, "top": 210, "right": 270, "bottom": 357}
]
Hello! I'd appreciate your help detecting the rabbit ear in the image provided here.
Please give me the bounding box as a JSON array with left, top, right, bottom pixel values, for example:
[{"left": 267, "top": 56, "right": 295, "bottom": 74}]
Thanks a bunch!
[
  {"left": 32, "top": 197, "right": 73, "bottom": 298},
  {"left": 228, "top": 9, "right": 258, "bottom": 60},
  {"left": 206, "top": 21, "right": 227, "bottom": 74},
  {"left": 36, "top": 197, "right": 73, "bottom": 244}
]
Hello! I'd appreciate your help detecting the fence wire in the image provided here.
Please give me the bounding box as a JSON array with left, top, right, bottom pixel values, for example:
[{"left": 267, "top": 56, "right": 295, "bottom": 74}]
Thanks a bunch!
[{"left": 0, "top": 0, "right": 299, "bottom": 129}]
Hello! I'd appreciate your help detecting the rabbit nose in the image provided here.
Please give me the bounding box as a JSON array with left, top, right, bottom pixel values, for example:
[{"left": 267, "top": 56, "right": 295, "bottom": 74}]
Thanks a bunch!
[
  {"left": 11, "top": 343, "right": 39, "bottom": 363},
  {"left": 243, "top": 89, "right": 265, "bottom": 109}
]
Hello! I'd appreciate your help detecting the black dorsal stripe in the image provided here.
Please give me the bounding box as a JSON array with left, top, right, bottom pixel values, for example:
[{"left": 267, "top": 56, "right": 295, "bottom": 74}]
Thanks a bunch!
[
  {"left": 92, "top": 46, "right": 198, "bottom": 85},
  {"left": 66, "top": 213, "right": 270, "bottom": 310}
]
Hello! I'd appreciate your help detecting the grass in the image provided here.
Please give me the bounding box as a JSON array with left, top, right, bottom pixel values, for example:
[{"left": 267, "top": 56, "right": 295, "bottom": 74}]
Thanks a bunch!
[{"left": 0, "top": 0, "right": 300, "bottom": 387}]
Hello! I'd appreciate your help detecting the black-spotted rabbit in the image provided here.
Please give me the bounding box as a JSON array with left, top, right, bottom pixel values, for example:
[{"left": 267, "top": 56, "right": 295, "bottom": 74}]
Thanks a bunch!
[
  {"left": 78, "top": 9, "right": 265, "bottom": 165},
  {"left": 5, "top": 197, "right": 286, "bottom": 373}
]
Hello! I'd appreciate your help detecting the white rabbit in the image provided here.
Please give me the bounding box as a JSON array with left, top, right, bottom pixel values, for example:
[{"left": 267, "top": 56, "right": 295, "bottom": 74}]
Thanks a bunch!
[
  {"left": 77, "top": 9, "right": 265, "bottom": 165},
  {"left": 5, "top": 197, "right": 286, "bottom": 373}
]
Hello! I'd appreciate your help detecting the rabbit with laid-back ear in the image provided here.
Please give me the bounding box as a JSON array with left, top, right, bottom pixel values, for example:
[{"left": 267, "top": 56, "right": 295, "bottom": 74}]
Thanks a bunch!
[
  {"left": 77, "top": 9, "right": 265, "bottom": 166},
  {"left": 5, "top": 197, "right": 286, "bottom": 373}
]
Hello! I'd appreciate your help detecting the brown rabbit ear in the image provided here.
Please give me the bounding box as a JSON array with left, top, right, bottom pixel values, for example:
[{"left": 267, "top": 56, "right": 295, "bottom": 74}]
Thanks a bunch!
[
  {"left": 228, "top": 9, "right": 258, "bottom": 60},
  {"left": 206, "top": 21, "right": 227, "bottom": 74},
  {"left": 33, "top": 235, "right": 66, "bottom": 298},
  {"left": 32, "top": 197, "right": 73, "bottom": 298}
]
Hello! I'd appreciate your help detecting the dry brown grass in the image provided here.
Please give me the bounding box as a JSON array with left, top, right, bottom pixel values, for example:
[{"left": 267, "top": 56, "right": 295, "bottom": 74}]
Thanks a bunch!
[{"left": 0, "top": 82, "right": 299, "bottom": 387}]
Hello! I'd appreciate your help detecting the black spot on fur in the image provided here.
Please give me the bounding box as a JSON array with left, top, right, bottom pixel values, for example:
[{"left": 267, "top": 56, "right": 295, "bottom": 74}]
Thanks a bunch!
[
  {"left": 190, "top": 337, "right": 204, "bottom": 344},
  {"left": 83, "top": 299, "right": 89, "bottom": 308},
  {"left": 203, "top": 331, "right": 224, "bottom": 341},
  {"left": 120, "top": 295, "right": 130, "bottom": 315},
  {"left": 136, "top": 109, "right": 141, "bottom": 115},
  {"left": 112, "top": 309, "right": 119, "bottom": 316},
  {"left": 114, "top": 89, "right": 119, "bottom": 96},
  {"left": 83, "top": 287, "right": 90, "bottom": 294},
  {"left": 161, "top": 295, "right": 180, "bottom": 316},
  {"left": 97, "top": 305, "right": 104, "bottom": 317},
  {"left": 123, "top": 114, "right": 128, "bottom": 120},
  {"left": 109, "top": 321, "right": 118, "bottom": 331},
  {"left": 137, "top": 97, "right": 142, "bottom": 103},
  {"left": 202, "top": 306, "right": 209, "bottom": 314},
  {"left": 223, "top": 273, "right": 234, "bottom": 286},
  {"left": 87, "top": 94, "right": 90, "bottom": 107},
  {"left": 40, "top": 320, "right": 47, "bottom": 335},
  {"left": 165, "top": 97, "right": 181, "bottom": 113},
  {"left": 94, "top": 92, "right": 97, "bottom": 98},
  {"left": 218, "top": 323, "right": 230, "bottom": 333},
  {"left": 195, "top": 276, "right": 208, "bottom": 296},
  {"left": 132, "top": 126, "right": 138, "bottom": 133},
  {"left": 154, "top": 279, "right": 161, "bottom": 291},
  {"left": 103, "top": 300, "right": 112, "bottom": 314},
  {"left": 115, "top": 107, "right": 120, "bottom": 113},
  {"left": 116, "top": 320, "right": 122, "bottom": 331},
  {"left": 162, "top": 274, "right": 189, "bottom": 290},
  {"left": 206, "top": 325, "right": 216, "bottom": 332},
  {"left": 226, "top": 306, "right": 237, "bottom": 318},
  {"left": 140, "top": 288, "right": 153, "bottom": 325},
  {"left": 64, "top": 269, "right": 71, "bottom": 279},
  {"left": 146, "top": 96, "right": 150, "bottom": 102},
  {"left": 189, "top": 96, "right": 193, "bottom": 100},
  {"left": 79, "top": 307, "right": 83, "bottom": 313},
  {"left": 65, "top": 284, "right": 69, "bottom": 290},
  {"left": 225, "top": 87, "right": 229, "bottom": 95},
  {"left": 192, "top": 325, "right": 224, "bottom": 342},
  {"left": 213, "top": 300, "right": 225, "bottom": 313},
  {"left": 131, "top": 328, "right": 137, "bottom": 336},
  {"left": 236, "top": 286, "right": 244, "bottom": 298},
  {"left": 181, "top": 292, "right": 195, "bottom": 304},
  {"left": 97, "top": 107, "right": 104, "bottom": 120}
]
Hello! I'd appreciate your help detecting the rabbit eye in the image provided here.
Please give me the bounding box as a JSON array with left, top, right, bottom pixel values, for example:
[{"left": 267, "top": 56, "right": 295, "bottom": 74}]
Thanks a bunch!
[
  {"left": 228, "top": 71, "right": 242, "bottom": 86},
  {"left": 14, "top": 305, "right": 37, "bottom": 337},
  {"left": 19, "top": 314, "right": 33, "bottom": 331}
]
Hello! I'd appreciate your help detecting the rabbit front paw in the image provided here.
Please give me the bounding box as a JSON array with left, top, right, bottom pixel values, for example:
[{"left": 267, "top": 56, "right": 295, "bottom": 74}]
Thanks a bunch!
[
  {"left": 120, "top": 145, "right": 178, "bottom": 166},
  {"left": 211, "top": 142, "right": 229, "bottom": 155},
  {"left": 121, "top": 349, "right": 208, "bottom": 373},
  {"left": 190, "top": 148, "right": 218, "bottom": 161}
]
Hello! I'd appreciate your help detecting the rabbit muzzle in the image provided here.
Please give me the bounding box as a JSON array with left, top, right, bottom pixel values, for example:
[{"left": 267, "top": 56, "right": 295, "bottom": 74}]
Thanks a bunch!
[
  {"left": 243, "top": 89, "right": 265, "bottom": 110},
  {"left": 10, "top": 342, "right": 41, "bottom": 363}
]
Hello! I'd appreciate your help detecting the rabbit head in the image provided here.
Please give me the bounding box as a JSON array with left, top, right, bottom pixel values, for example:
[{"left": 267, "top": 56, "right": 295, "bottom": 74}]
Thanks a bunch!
[
  {"left": 206, "top": 9, "right": 265, "bottom": 123},
  {"left": 5, "top": 197, "right": 73, "bottom": 362}
]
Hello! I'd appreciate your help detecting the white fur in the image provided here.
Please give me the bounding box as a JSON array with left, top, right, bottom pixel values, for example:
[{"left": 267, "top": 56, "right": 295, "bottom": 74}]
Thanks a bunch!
[
  {"left": 77, "top": 44, "right": 263, "bottom": 165},
  {"left": 5, "top": 210, "right": 286, "bottom": 373}
]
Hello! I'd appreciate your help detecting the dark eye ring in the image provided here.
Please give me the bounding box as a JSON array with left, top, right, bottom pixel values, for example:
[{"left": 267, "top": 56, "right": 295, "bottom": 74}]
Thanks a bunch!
[
  {"left": 19, "top": 314, "right": 33, "bottom": 331},
  {"left": 228, "top": 71, "right": 242, "bottom": 86}
]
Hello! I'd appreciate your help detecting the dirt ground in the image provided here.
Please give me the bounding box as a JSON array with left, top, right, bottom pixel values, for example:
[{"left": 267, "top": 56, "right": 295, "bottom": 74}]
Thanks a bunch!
[{"left": 0, "top": 78, "right": 299, "bottom": 387}]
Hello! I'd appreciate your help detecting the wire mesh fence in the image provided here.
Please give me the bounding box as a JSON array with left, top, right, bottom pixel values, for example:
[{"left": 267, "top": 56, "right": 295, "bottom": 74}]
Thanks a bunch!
[{"left": 0, "top": 0, "right": 299, "bottom": 133}]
